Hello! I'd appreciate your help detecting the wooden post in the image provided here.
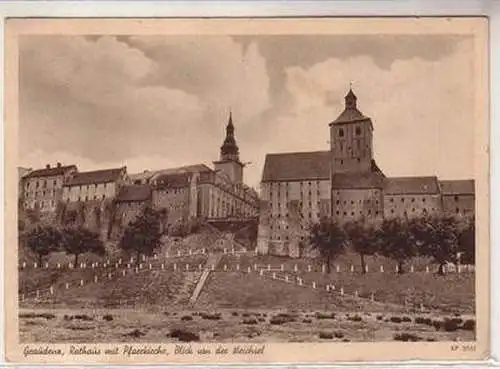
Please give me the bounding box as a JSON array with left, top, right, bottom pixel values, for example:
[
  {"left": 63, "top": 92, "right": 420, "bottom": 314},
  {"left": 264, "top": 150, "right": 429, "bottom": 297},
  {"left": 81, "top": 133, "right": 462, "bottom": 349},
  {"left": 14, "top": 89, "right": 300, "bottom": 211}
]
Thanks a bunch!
[
  {"left": 396, "top": 264, "right": 399, "bottom": 273},
  {"left": 326, "top": 285, "right": 330, "bottom": 292},
  {"left": 189, "top": 249, "right": 192, "bottom": 256},
  {"left": 254, "top": 264, "right": 257, "bottom": 271},
  {"left": 177, "top": 250, "right": 181, "bottom": 257},
  {"left": 298, "top": 278, "right": 302, "bottom": 286},
  {"left": 149, "top": 263, "right": 152, "bottom": 270},
  {"left": 371, "top": 292, "right": 375, "bottom": 302}
]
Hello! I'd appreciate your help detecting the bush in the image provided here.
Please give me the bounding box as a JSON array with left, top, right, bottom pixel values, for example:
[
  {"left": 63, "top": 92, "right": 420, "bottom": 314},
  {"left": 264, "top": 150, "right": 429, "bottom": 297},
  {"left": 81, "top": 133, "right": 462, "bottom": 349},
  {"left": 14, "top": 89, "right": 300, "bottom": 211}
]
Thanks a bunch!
[
  {"left": 426, "top": 338, "right": 436, "bottom": 342},
  {"left": 461, "top": 319, "right": 475, "bottom": 331},
  {"left": 415, "top": 317, "right": 432, "bottom": 325},
  {"left": 443, "top": 319, "right": 460, "bottom": 332},
  {"left": 242, "top": 318, "right": 258, "bottom": 325},
  {"left": 19, "top": 313, "right": 56, "bottom": 320},
  {"left": 302, "top": 319, "right": 312, "bottom": 324},
  {"left": 319, "top": 332, "right": 334, "bottom": 339},
  {"left": 181, "top": 315, "right": 193, "bottom": 321},
  {"left": 334, "top": 331, "right": 344, "bottom": 339},
  {"left": 242, "top": 313, "right": 250, "bottom": 317},
  {"left": 168, "top": 329, "right": 200, "bottom": 342},
  {"left": 432, "top": 320, "right": 442, "bottom": 331},
  {"left": 390, "top": 316, "right": 402, "bottom": 323},
  {"left": 342, "top": 339, "right": 350, "bottom": 342},
  {"left": 103, "top": 314, "right": 113, "bottom": 321},
  {"left": 376, "top": 315, "right": 384, "bottom": 321},
  {"left": 347, "top": 315, "right": 363, "bottom": 322},
  {"left": 232, "top": 312, "right": 239, "bottom": 316},
  {"left": 200, "top": 312, "right": 221, "bottom": 320},
  {"left": 258, "top": 318, "right": 266, "bottom": 322},
  {"left": 315, "top": 312, "right": 335, "bottom": 320},
  {"left": 402, "top": 316, "right": 412, "bottom": 323},
  {"left": 394, "top": 333, "right": 422, "bottom": 342}
]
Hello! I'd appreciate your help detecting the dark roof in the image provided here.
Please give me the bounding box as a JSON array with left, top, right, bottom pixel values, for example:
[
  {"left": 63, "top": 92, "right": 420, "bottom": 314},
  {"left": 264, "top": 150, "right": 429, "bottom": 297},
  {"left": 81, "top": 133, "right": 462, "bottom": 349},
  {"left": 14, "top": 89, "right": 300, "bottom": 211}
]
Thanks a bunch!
[
  {"left": 330, "top": 107, "right": 370, "bottom": 125},
  {"left": 66, "top": 167, "right": 125, "bottom": 186},
  {"left": 331, "top": 170, "right": 386, "bottom": 189},
  {"left": 439, "top": 180, "right": 475, "bottom": 195},
  {"left": 154, "top": 173, "right": 191, "bottom": 189},
  {"left": 261, "top": 151, "right": 331, "bottom": 182},
  {"left": 116, "top": 184, "right": 151, "bottom": 202},
  {"left": 24, "top": 165, "right": 77, "bottom": 178},
  {"left": 384, "top": 176, "right": 440, "bottom": 195}
]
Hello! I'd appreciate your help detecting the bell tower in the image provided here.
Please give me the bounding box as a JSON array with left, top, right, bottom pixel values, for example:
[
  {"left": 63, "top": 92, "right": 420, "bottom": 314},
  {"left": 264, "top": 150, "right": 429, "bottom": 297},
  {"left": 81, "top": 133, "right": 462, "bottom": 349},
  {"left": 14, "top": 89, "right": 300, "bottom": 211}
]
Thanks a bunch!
[
  {"left": 329, "top": 88, "right": 374, "bottom": 175},
  {"left": 213, "top": 111, "right": 244, "bottom": 183}
]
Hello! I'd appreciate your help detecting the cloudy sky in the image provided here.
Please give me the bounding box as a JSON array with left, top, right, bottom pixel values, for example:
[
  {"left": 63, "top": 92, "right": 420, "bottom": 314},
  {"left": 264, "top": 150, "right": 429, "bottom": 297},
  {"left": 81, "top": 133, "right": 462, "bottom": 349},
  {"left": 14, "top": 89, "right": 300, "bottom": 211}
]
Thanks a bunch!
[{"left": 19, "top": 34, "right": 475, "bottom": 189}]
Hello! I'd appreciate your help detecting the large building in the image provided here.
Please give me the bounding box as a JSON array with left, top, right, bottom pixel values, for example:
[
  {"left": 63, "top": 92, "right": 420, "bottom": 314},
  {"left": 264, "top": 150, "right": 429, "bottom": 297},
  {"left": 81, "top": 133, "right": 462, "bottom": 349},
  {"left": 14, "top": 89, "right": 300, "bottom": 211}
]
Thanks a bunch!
[
  {"left": 21, "top": 163, "right": 77, "bottom": 212},
  {"left": 257, "top": 89, "right": 475, "bottom": 258}
]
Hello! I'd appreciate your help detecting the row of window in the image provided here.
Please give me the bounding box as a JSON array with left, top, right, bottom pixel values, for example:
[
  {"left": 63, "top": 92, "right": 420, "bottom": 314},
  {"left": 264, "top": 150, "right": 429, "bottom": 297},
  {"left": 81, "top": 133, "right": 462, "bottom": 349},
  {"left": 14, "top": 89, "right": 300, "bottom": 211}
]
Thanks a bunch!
[
  {"left": 338, "top": 126, "right": 363, "bottom": 137},
  {"left": 336, "top": 199, "right": 380, "bottom": 205},
  {"left": 26, "top": 179, "right": 59, "bottom": 189},
  {"left": 24, "top": 189, "right": 57, "bottom": 197},
  {"left": 63, "top": 194, "right": 106, "bottom": 202}
]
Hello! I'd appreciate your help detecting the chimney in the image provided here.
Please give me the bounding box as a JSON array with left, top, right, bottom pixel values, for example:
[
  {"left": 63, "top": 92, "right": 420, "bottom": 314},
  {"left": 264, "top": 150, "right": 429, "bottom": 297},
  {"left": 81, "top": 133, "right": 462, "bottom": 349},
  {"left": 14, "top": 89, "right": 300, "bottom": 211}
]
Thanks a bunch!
[
  {"left": 57, "top": 162, "right": 62, "bottom": 168},
  {"left": 46, "top": 164, "right": 50, "bottom": 169}
]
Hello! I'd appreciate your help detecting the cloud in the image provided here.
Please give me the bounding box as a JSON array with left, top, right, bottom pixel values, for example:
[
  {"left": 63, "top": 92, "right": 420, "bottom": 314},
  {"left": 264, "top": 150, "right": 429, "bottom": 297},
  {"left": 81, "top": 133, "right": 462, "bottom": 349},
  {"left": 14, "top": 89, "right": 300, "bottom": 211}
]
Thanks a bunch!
[{"left": 260, "top": 38, "right": 474, "bottom": 181}]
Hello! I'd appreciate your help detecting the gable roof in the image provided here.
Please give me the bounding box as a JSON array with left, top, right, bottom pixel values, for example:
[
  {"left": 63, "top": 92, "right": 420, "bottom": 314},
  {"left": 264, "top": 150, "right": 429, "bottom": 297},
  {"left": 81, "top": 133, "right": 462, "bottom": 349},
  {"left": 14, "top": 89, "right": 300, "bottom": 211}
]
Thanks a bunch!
[
  {"left": 116, "top": 184, "right": 152, "bottom": 202},
  {"left": 331, "top": 170, "right": 386, "bottom": 189},
  {"left": 24, "top": 164, "right": 77, "bottom": 179},
  {"left": 66, "top": 167, "right": 125, "bottom": 186},
  {"left": 261, "top": 151, "right": 331, "bottom": 182},
  {"left": 154, "top": 172, "right": 191, "bottom": 189},
  {"left": 384, "top": 176, "right": 440, "bottom": 195},
  {"left": 439, "top": 180, "right": 475, "bottom": 195}
]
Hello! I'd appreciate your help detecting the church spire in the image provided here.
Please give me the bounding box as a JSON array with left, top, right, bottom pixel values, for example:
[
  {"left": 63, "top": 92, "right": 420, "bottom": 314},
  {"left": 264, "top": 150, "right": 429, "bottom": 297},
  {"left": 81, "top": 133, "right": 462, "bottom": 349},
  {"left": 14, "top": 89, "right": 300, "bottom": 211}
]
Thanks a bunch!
[
  {"left": 220, "top": 110, "right": 240, "bottom": 161},
  {"left": 345, "top": 87, "right": 357, "bottom": 109}
]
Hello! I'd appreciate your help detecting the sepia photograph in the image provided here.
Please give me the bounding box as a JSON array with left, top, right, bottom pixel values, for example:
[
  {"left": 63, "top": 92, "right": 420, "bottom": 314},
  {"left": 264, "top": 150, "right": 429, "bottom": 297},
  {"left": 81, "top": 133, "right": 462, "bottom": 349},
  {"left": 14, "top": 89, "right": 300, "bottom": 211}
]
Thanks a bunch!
[{"left": 3, "top": 17, "right": 489, "bottom": 364}]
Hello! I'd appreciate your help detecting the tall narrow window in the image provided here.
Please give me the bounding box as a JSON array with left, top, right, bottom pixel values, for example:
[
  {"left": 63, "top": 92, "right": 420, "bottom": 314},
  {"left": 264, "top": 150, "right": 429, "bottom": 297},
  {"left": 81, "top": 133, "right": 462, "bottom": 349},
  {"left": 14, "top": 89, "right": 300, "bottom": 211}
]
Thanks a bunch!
[
  {"left": 339, "top": 128, "right": 344, "bottom": 137},
  {"left": 355, "top": 127, "right": 361, "bottom": 135}
]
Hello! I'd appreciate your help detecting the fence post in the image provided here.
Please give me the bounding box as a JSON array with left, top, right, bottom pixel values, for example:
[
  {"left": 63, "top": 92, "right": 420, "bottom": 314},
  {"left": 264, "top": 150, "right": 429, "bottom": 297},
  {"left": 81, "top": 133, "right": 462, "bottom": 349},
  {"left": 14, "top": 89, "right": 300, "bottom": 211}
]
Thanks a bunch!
[
  {"left": 149, "top": 263, "right": 152, "bottom": 270},
  {"left": 254, "top": 264, "right": 258, "bottom": 271},
  {"left": 189, "top": 249, "right": 192, "bottom": 256},
  {"left": 177, "top": 250, "right": 181, "bottom": 257},
  {"left": 326, "top": 285, "right": 330, "bottom": 292},
  {"left": 34, "top": 262, "right": 38, "bottom": 269},
  {"left": 298, "top": 278, "right": 302, "bottom": 286},
  {"left": 395, "top": 264, "right": 399, "bottom": 273}
]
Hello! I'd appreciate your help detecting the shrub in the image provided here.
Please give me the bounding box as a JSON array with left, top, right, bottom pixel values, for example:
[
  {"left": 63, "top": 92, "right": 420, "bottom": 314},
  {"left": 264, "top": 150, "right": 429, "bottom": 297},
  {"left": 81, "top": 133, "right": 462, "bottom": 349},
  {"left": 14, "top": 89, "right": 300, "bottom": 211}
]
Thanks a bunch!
[
  {"left": 168, "top": 329, "right": 200, "bottom": 342},
  {"left": 103, "top": 314, "right": 113, "bottom": 321},
  {"left": 390, "top": 316, "right": 402, "bottom": 323},
  {"left": 432, "top": 320, "right": 443, "bottom": 331},
  {"left": 319, "top": 332, "right": 334, "bottom": 339},
  {"left": 258, "top": 318, "right": 266, "bottom": 322},
  {"left": 376, "top": 315, "right": 384, "bottom": 321},
  {"left": 443, "top": 319, "right": 460, "bottom": 332},
  {"left": 200, "top": 312, "right": 222, "bottom": 320},
  {"left": 461, "top": 319, "right": 475, "bottom": 331},
  {"left": 19, "top": 313, "right": 56, "bottom": 320},
  {"left": 415, "top": 317, "right": 432, "bottom": 325},
  {"left": 426, "top": 338, "right": 436, "bottom": 342},
  {"left": 334, "top": 331, "right": 344, "bottom": 339},
  {"left": 181, "top": 315, "right": 193, "bottom": 321},
  {"left": 72, "top": 314, "right": 94, "bottom": 321},
  {"left": 242, "top": 318, "right": 258, "bottom": 325},
  {"left": 394, "top": 333, "right": 422, "bottom": 342},
  {"left": 302, "top": 319, "right": 312, "bottom": 324},
  {"left": 242, "top": 313, "right": 250, "bottom": 317},
  {"left": 315, "top": 312, "right": 335, "bottom": 320},
  {"left": 402, "top": 316, "right": 412, "bottom": 323},
  {"left": 342, "top": 339, "right": 350, "bottom": 342},
  {"left": 163, "top": 312, "right": 170, "bottom": 316},
  {"left": 347, "top": 315, "right": 363, "bottom": 322},
  {"left": 232, "top": 312, "right": 239, "bottom": 316}
]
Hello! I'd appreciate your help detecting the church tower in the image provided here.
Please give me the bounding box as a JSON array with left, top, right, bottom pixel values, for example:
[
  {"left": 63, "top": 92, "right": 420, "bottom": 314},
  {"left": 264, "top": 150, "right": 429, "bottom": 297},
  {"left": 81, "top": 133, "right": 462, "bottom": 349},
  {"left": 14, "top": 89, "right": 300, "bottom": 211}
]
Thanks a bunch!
[
  {"left": 213, "top": 111, "right": 244, "bottom": 183},
  {"left": 329, "top": 88, "right": 374, "bottom": 175}
]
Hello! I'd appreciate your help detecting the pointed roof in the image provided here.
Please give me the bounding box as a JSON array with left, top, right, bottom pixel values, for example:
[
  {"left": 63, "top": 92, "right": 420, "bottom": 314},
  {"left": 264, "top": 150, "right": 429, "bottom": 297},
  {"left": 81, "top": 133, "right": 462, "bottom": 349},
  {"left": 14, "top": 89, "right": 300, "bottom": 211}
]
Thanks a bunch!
[
  {"left": 220, "top": 111, "right": 240, "bottom": 159},
  {"left": 330, "top": 88, "right": 371, "bottom": 125}
]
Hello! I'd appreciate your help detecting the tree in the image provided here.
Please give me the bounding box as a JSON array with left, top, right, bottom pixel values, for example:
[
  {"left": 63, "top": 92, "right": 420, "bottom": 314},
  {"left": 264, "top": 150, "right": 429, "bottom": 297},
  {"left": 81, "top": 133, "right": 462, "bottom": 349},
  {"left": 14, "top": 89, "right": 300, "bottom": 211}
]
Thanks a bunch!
[
  {"left": 119, "top": 206, "right": 162, "bottom": 262},
  {"left": 458, "top": 216, "right": 475, "bottom": 265},
  {"left": 414, "top": 215, "right": 460, "bottom": 275},
  {"left": 308, "top": 217, "right": 347, "bottom": 273},
  {"left": 26, "top": 225, "right": 62, "bottom": 266},
  {"left": 61, "top": 226, "right": 105, "bottom": 266},
  {"left": 376, "top": 217, "right": 418, "bottom": 274},
  {"left": 344, "top": 219, "right": 378, "bottom": 273}
]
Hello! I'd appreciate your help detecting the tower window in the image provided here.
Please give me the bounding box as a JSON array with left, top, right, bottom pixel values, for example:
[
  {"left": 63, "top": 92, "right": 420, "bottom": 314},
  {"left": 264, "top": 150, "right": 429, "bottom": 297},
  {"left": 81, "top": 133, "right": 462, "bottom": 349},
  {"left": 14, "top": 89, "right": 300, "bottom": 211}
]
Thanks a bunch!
[
  {"left": 355, "top": 127, "right": 361, "bottom": 135},
  {"left": 339, "top": 128, "right": 344, "bottom": 137}
]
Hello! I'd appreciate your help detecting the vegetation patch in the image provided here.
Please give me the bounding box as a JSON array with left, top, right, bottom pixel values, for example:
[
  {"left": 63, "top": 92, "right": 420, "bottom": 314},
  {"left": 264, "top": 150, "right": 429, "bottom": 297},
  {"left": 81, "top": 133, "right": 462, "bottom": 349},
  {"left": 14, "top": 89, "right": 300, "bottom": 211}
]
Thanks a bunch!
[
  {"left": 168, "top": 329, "right": 200, "bottom": 342},
  {"left": 124, "top": 329, "right": 146, "bottom": 338},
  {"left": 346, "top": 315, "right": 363, "bottom": 322},
  {"left": 390, "top": 316, "right": 403, "bottom": 323},
  {"left": 318, "top": 332, "right": 334, "bottom": 339},
  {"left": 315, "top": 312, "right": 335, "bottom": 320},
  {"left": 102, "top": 314, "right": 113, "bottom": 321},
  {"left": 19, "top": 312, "right": 56, "bottom": 320},
  {"left": 200, "top": 312, "right": 222, "bottom": 320},
  {"left": 181, "top": 315, "right": 193, "bottom": 321},
  {"left": 393, "top": 333, "right": 422, "bottom": 342},
  {"left": 461, "top": 319, "right": 475, "bottom": 331},
  {"left": 241, "top": 318, "right": 258, "bottom": 325}
]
